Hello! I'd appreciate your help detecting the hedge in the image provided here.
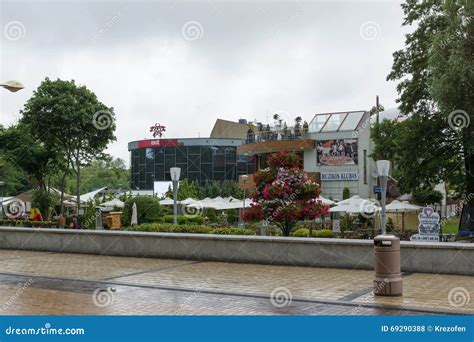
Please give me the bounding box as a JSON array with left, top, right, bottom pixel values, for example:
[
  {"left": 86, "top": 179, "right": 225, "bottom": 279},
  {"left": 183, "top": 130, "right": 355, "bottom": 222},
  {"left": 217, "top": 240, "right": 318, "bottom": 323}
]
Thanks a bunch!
[
  {"left": 0, "top": 220, "right": 57, "bottom": 228},
  {"left": 291, "top": 228, "right": 334, "bottom": 238},
  {"left": 125, "top": 223, "right": 256, "bottom": 236}
]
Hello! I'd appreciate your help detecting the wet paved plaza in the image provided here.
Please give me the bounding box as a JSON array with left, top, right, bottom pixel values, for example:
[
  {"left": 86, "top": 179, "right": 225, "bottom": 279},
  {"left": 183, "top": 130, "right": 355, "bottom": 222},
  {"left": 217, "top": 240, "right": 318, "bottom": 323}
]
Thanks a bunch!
[{"left": 0, "top": 249, "right": 472, "bottom": 315}]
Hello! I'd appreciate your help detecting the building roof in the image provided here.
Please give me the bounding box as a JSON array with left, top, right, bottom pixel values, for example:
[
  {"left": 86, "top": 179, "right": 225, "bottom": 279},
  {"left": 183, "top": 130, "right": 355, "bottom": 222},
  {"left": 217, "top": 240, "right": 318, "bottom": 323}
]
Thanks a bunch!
[
  {"left": 309, "top": 110, "right": 368, "bottom": 133},
  {"left": 210, "top": 119, "right": 249, "bottom": 140}
]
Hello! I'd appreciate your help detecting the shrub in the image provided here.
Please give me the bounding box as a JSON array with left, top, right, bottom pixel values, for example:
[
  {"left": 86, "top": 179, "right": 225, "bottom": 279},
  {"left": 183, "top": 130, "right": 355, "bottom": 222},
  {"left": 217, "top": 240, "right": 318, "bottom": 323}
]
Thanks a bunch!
[
  {"left": 162, "top": 214, "right": 204, "bottom": 225},
  {"left": 125, "top": 223, "right": 256, "bottom": 236},
  {"left": 291, "top": 228, "right": 334, "bottom": 238},
  {"left": 342, "top": 187, "right": 350, "bottom": 200},
  {"left": 187, "top": 215, "right": 204, "bottom": 225},
  {"left": 209, "top": 227, "right": 256, "bottom": 235},
  {"left": 122, "top": 196, "right": 161, "bottom": 225}
]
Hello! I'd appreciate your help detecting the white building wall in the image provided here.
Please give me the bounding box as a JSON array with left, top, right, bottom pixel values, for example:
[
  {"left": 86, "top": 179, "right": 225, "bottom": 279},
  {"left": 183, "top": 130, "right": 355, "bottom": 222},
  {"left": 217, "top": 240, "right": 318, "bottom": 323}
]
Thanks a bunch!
[{"left": 303, "top": 113, "right": 375, "bottom": 201}]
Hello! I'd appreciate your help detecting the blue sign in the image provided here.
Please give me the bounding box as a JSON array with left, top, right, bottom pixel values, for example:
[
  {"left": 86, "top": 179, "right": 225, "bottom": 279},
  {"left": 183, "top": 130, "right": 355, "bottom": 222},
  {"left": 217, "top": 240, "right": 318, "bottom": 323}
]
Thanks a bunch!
[{"left": 374, "top": 186, "right": 382, "bottom": 193}]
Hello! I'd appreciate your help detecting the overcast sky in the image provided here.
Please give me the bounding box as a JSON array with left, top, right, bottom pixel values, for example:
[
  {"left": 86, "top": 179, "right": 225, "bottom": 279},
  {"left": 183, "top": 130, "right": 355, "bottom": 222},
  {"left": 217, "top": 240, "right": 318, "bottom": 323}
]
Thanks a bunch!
[{"left": 1, "top": 0, "right": 409, "bottom": 164}]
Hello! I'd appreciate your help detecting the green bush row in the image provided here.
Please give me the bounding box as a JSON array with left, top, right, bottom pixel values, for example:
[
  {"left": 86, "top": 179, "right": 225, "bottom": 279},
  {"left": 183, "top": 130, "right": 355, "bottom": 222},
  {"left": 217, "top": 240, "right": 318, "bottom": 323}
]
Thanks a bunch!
[
  {"left": 291, "top": 228, "right": 334, "bottom": 238},
  {"left": 0, "top": 220, "right": 57, "bottom": 228},
  {"left": 160, "top": 215, "right": 204, "bottom": 225},
  {"left": 125, "top": 223, "right": 256, "bottom": 236}
]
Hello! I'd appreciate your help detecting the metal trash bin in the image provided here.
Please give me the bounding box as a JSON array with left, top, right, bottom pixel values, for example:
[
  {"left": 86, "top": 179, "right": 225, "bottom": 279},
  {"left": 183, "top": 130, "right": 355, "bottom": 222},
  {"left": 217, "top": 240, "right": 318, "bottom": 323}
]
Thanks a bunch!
[{"left": 373, "top": 235, "right": 403, "bottom": 296}]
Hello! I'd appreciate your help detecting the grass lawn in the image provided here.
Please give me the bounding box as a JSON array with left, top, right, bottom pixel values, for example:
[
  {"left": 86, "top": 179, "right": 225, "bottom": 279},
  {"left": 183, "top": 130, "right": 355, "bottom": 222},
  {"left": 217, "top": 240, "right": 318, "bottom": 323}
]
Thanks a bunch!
[{"left": 442, "top": 217, "right": 460, "bottom": 234}]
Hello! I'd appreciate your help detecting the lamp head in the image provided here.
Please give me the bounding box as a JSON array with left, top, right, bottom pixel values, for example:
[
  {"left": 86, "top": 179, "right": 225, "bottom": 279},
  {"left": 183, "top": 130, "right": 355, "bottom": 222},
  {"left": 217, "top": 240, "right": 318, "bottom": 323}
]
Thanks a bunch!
[
  {"left": 1, "top": 80, "right": 24, "bottom": 92},
  {"left": 376, "top": 160, "right": 390, "bottom": 177},
  {"left": 170, "top": 167, "right": 181, "bottom": 181}
]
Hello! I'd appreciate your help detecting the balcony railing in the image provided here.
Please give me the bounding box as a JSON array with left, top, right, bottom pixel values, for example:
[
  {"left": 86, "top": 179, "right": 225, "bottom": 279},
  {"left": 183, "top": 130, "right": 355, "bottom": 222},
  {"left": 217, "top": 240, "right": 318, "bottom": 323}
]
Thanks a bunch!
[{"left": 246, "top": 129, "right": 308, "bottom": 144}]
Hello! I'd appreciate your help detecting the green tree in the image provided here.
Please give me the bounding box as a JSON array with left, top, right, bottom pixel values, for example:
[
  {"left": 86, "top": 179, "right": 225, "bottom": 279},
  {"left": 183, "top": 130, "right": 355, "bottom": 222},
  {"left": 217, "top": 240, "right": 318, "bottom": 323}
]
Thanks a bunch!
[
  {"left": 122, "top": 196, "right": 161, "bottom": 226},
  {"left": 20, "top": 78, "right": 116, "bottom": 213},
  {"left": 60, "top": 157, "right": 129, "bottom": 194},
  {"left": 387, "top": 0, "right": 473, "bottom": 201},
  {"left": 0, "top": 124, "right": 60, "bottom": 192}
]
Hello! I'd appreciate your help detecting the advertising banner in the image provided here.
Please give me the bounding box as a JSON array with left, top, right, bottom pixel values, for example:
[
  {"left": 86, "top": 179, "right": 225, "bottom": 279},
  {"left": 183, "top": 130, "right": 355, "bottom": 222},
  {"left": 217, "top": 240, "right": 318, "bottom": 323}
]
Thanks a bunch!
[{"left": 316, "top": 139, "right": 358, "bottom": 165}]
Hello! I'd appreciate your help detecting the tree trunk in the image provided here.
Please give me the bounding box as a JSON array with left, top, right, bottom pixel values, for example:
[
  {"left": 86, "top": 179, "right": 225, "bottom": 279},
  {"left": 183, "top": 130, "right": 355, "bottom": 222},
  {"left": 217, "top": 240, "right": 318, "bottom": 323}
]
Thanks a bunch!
[
  {"left": 60, "top": 170, "right": 67, "bottom": 216},
  {"left": 460, "top": 127, "right": 474, "bottom": 230},
  {"left": 76, "top": 162, "right": 81, "bottom": 213}
]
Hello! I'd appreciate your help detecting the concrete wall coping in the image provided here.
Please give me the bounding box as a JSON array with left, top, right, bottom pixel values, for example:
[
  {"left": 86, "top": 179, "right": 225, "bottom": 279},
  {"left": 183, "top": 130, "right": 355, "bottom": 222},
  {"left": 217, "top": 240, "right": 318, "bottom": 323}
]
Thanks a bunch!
[{"left": 1, "top": 226, "right": 472, "bottom": 250}]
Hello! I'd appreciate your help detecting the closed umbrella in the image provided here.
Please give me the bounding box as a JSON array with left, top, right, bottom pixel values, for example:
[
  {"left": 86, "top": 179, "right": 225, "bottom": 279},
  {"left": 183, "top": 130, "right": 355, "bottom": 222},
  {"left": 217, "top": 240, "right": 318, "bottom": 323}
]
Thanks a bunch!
[{"left": 131, "top": 202, "right": 138, "bottom": 226}]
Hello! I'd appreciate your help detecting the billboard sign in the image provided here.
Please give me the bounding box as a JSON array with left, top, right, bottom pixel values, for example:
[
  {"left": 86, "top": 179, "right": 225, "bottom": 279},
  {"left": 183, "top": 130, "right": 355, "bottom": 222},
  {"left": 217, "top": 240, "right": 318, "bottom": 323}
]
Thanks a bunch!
[
  {"left": 316, "top": 139, "right": 358, "bottom": 165},
  {"left": 410, "top": 207, "right": 440, "bottom": 242}
]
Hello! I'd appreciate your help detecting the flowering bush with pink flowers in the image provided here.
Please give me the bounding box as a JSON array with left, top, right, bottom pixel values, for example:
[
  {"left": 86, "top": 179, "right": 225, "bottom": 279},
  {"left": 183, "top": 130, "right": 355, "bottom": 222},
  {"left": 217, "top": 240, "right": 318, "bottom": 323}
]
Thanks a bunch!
[{"left": 243, "top": 151, "right": 329, "bottom": 236}]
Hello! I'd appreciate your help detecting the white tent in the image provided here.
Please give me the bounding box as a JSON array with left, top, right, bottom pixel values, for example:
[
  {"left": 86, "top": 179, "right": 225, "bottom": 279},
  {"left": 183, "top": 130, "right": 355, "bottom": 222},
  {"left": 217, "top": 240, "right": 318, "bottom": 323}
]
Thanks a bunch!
[
  {"left": 99, "top": 198, "right": 125, "bottom": 208},
  {"left": 385, "top": 200, "right": 421, "bottom": 212},
  {"left": 329, "top": 197, "right": 380, "bottom": 214},
  {"left": 159, "top": 197, "right": 175, "bottom": 205},
  {"left": 80, "top": 187, "right": 107, "bottom": 203},
  {"left": 318, "top": 196, "right": 335, "bottom": 206},
  {"left": 212, "top": 198, "right": 253, "bottom": 210},
  {"left": 386, "top": 200, "right": 422, "bottom": 232}
]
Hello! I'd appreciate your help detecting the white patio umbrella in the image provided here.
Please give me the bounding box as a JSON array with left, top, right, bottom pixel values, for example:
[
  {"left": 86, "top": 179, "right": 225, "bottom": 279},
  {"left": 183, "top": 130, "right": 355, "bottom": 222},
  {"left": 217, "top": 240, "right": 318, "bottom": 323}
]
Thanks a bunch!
[
  {"left": 385, "top": 200, "right": 421, "bottom": 212},
  {"left": 385, "top": 200, "right": 421, "bottom": 232},
  {"left": 329, "top": 198, "right": 380, "bottom": 214},
  {"left": 212, "top": 198, "right": 254, "bottom": 210},
  {"left": 318, "top": 196, "right": 335, "bottom": 206},
  {"left": 99, "top": 198, "right": 125, "bottom": 208},
  {"left": 131, "top": 202, "right": 138, "bottom": 226},
  {"left": 159, "top": 197, "right": 175, "bottom": 205},
  {"left": 336, "top": 195, "right": 363, "bottom": 205}
]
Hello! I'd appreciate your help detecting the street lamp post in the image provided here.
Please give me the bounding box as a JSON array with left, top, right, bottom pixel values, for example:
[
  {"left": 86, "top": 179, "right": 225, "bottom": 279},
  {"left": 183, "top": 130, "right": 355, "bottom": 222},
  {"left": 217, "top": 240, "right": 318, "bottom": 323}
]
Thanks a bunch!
[
  {"left": 0, "top": 181, "right": 5, "bottom": 220},
  {"left": 1, "top": 80, "right": 24, "bottom": 92},
  {"left": 239, "top": 175, "right": 249, "bottom": 227},
  {"left": 170, "top": 167, "right": 181, "bottom": 225},
  {"left": 376, "top": 160, "right": 390, "bottom": 235}
]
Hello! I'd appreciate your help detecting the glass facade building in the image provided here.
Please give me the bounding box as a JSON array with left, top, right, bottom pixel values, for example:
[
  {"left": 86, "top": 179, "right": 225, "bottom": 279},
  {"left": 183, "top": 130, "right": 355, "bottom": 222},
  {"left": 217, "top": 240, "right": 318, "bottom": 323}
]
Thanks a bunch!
[{"left": 128, "top": 138, "right": 255, "bottom": 190}]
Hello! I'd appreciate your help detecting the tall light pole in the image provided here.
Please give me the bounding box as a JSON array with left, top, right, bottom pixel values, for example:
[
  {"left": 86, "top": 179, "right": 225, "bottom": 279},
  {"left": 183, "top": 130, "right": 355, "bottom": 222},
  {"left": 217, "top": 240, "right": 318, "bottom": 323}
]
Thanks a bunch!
[
  {"left": 1, "top": 80, "right": 24, "bottom": 92},
  {"left": 0, "top": 181, "right": 4, "bottom": 220},
  {"left": 376, "top": 160, "right": 390, "bottom": 235},
  {"left": 239, "top": 175, "right": 249, "bottom": 227},
  {"left": 170, "top": 167, "right": 181, "bottom": 225}
]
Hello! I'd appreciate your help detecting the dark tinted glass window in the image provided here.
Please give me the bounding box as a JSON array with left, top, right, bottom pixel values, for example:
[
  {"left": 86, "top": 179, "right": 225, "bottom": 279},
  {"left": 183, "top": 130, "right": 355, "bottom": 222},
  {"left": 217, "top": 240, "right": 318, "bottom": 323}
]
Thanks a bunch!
[
  {"left": 154, "top": 148, "right": 164, "bottom": 164},
  {"left": 164, "top": 146, "right": 175, "bottom": 155},
  {"left": 188, "top": 146, "right": 200, "bottom": 154},
  {"left": 176, "top": 147, "right": 187, "bottom": 164},
  {"left": 201, "top": 147, "right": 212, "bottom": 163},
  {"left": 214, "top": 155, "right": 225, "bottom": 172}
]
